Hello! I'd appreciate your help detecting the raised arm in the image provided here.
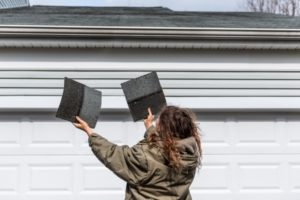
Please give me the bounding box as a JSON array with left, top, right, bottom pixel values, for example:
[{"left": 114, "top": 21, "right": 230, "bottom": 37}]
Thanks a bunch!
[
  {"left": 88, "top": 133, "right": 148, "bottom": 185},
  {"left": 73, "top": 116, "right": 148, "bottom": 185}
]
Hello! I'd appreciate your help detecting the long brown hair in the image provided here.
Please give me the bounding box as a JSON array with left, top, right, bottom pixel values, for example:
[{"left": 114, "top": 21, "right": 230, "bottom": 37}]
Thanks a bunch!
[{"left": 148, "top": 106, "right": 202, "bottom": 172}]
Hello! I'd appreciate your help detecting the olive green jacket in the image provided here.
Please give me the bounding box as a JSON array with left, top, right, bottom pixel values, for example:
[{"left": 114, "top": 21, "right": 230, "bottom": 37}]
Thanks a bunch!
[{"left": 88, "top": 126, "right": 199, "bottom": 200}]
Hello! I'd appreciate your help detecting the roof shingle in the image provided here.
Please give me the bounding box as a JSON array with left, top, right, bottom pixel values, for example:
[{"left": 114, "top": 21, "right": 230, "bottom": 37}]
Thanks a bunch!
[{"left": 0, "top": 6, "right": 299, "bottom": 28}]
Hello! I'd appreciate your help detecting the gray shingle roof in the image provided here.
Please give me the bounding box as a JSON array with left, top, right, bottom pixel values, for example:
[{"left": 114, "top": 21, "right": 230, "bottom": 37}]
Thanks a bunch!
[
  {"left": 0, "top": 0, "right": 29, "bottom": 9},
  {"left": 0, "top": 6, "right": 299, "bottom": 28}
]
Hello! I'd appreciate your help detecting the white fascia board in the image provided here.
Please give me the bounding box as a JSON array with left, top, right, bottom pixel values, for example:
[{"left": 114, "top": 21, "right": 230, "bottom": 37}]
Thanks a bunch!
[
  {"left": 1, "top": 96, "right": 300, "bottom": 112},
  {"left": 0, "top": 26, "right": 300, "bottom": 50}
]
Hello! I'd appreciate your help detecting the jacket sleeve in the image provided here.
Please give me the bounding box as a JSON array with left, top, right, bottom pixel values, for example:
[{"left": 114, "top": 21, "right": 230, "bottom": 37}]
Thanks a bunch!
[
  {"left": 143, "top": 125, "right": 157, "bottom": 139},
  {"left": 88, "top": 133, "right": 148, "bottom": 185}
]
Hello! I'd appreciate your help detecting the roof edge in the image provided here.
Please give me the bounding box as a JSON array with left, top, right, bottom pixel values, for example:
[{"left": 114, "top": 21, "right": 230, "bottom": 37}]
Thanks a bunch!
[{"left": 0, "top": 25, "right": 300, "bottom": 50}]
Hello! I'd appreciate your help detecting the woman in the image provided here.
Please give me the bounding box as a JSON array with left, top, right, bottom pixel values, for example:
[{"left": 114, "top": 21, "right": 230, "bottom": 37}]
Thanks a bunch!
[{"left": 74, "top": 106, "right": 202, "bottom": 200}]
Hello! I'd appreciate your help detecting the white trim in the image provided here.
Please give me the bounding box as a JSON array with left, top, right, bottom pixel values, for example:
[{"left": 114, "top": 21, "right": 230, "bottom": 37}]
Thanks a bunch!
[{"left": 1, "top": 96, "right": 300, "bottom": 112}]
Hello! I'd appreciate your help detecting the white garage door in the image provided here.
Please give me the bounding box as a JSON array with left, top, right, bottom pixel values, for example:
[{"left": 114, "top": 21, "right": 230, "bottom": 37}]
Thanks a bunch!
[{"left": 0, "top": 112, "right": 299, "bottom": 200}]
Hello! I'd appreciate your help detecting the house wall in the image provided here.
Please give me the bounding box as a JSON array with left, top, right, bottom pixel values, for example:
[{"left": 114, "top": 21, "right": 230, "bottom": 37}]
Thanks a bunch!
[
  {"left": 1, "top": 48, "right": 300, "bottom": 111},
  {"left": 0, "top": 47, "right": 300, "bottom": 199}
]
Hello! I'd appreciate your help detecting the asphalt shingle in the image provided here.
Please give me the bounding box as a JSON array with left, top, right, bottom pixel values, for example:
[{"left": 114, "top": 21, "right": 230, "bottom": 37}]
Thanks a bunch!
[{"left": 0, "top": 6, "right": 299, "bottom": 28}]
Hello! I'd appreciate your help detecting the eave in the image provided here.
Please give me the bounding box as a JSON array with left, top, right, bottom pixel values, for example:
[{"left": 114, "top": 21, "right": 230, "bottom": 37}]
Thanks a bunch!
[{"left": 0, "top": 25, "right": 300, "bottom": 50}]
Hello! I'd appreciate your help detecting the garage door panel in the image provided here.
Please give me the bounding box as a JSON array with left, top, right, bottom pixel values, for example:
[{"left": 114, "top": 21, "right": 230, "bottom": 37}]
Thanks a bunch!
[
  {"left": 286, "top": 119, "right": 300, "bottom": 153},
  {"left": 237, "top": 163, "right": 282, "bottom": 192},
  {"left": 23, "top": 158, "right": 75, "bottom": 195},
  {"left": 201, "top": 121, "right": 230, "bottom": 144},
  {"left": 287, "top": 121, "right": 300, "bottom": 145},
  {"left": 192, "top": 155, "right": 300, "bottom": 200},
  {"left": 0, "top": 155, "right": 126, "bottom": 199},
  {"left": 29, "top": 122, "right": 75, "bottom": 147},
  {"left": 200, "top": 115, "right": 300, "bottom": 154},
  {"left": 235, "top": 121, "right": 277, "bottom": 143},
  {"left": 192, "top": 162, "right": 231, "bottom": 191},
  {"left": 1, "top": 113, "right": 300, "bottom": 200},
  {"left": 0, "top": 164, "right": 19, "bottom": 194},
  {"left": 232, "top": 116, "right": 283, "bottom": 154},
  {"left": 0, "top": 121, "right": 21, "bottom": 148},
  {"left": 289, "top": 163, "right": 300, "bottom": 192},
  {"left": 28, "top": 164, "right": 73, "bottom": 193},
  {"left": 0, "top": 161, "right": 21, "bottom": 196}
]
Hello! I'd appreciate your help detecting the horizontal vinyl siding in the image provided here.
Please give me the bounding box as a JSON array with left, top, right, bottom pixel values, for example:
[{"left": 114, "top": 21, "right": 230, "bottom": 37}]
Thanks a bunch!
[
  {"left": 1, "top": 71, "right": 300, "bottom": 97},
  {"left": 0, "top": 48, "right": 300, "bottom": 109}
]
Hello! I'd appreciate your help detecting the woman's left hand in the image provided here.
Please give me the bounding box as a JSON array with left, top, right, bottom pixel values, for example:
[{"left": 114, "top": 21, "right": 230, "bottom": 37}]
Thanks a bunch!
[
  {"left": 73, "top": 116, "right": 93, "bottom": 136},
  {"left": 144, "top": 107, "right": 154, "bottom": 130}
]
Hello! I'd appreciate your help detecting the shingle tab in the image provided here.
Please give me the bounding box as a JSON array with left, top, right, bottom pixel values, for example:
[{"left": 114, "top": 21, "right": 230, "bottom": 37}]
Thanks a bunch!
[
  {"left": 56, "top": 77, "right": 102, "bottom": 128},
  {"left": 121, "top": 72, "right": 166, "bottom": 122}
]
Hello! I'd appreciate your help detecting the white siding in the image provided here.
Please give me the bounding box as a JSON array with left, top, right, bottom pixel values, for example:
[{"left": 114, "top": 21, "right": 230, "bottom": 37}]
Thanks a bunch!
[{"left": 0, "top": 48, "right": 300, "bottom": 110}]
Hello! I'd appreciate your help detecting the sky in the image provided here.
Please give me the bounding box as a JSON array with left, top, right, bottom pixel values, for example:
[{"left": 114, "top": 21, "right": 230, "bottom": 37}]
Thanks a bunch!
[{"left": 29, "top": 0, "right": 247, "bottom": 12}]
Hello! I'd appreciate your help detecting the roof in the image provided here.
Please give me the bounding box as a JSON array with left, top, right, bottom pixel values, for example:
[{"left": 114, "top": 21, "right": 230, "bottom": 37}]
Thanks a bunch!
[
  {"left": 0, "top": 0, "right": 29, "bottom": 9},
  {"left": 0, "top": 6, "right": 300, "bottom": 50},
  {"left": 0, "top": 6, "right": 299, "bottom": 29}
]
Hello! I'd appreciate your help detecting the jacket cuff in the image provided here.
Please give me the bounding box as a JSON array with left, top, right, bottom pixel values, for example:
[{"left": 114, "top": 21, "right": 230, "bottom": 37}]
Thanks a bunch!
[
  {"left": 88, "top": 132, "right": 100, "bottom": 147},
  {"left": 144, "top": 125, "right": 156, "bottom": 138}
]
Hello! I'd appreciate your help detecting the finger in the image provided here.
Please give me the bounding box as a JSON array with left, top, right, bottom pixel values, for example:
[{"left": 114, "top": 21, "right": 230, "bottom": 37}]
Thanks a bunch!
[
  {"left": 75, "top": 116, "right": 84, "bottom": 124},
  {"left": 148, "top": 107, "right": 153, "bottom": 117},
  {"left": 73, "top": 122, "right": 81, "bottom": 128}
]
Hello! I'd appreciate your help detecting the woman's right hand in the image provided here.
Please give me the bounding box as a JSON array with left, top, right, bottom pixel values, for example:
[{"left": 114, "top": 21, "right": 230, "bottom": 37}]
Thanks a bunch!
[
  {"left": 144, "top": 107, "right": 154, "bottom": 130},
  {"left": 73, "top": 116, "right": 93, "bottom": 137}
]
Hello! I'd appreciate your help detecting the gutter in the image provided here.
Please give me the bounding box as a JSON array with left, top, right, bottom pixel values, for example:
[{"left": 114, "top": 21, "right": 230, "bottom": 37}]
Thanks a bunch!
[{"left": 0, "top": 25, "right": 300, "bottom": 49}]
